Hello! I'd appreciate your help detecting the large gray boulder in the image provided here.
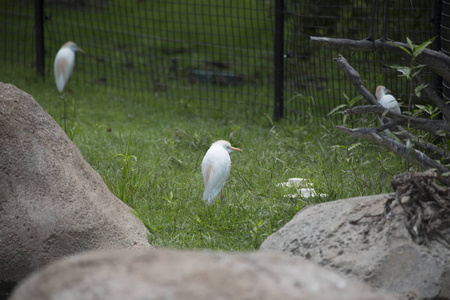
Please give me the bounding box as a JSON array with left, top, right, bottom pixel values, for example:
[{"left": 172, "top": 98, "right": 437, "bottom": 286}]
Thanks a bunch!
[
  {"left": 0, "top": 83, "right": 151, "bottom": 285},
  {"left": 260, "top": 194, "right": 450, "bottom": 300},
  {"left": 10, "top": 248, "right": 396, "bottom": 300}
]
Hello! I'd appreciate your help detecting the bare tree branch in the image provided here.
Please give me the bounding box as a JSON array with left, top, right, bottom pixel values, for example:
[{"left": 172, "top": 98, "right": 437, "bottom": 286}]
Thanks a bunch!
[
  {"left": 335, "top": 126, "right": 450, "bottom": 186},
  {"left": 344, "top": 105, "right": 450, "bottom": 137},
  {"left": 333, "top": 54, "right": 378, "bottom": 105},
  {"left": 393, "top": 126, "right": 450, "bottom": 164},
  {"left": 310, "top": 36, "right": 450, "bottom": 84}
]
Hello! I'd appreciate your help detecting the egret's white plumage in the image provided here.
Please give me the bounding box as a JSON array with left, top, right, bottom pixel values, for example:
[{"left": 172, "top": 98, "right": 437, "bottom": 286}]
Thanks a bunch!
[
  {"left": 375, "top": 85, "right": 400, "bottom": 114},
  {"left": 201, "top": 140, "right": 242, "bottom": 204},
  {"left": 54, "top": 41, "right": 84, "bottom": 92}
]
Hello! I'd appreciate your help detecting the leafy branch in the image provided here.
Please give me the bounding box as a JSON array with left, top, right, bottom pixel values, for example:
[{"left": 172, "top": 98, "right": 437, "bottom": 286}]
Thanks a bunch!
[{"left": 328, "top": 39, "right": 450, "bottom": 186}]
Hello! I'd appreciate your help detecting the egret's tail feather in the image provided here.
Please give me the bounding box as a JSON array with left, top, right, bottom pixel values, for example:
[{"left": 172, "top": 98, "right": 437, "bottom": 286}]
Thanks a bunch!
[{"left": 203, "top": 190, "right": 216, "bottom": 205}]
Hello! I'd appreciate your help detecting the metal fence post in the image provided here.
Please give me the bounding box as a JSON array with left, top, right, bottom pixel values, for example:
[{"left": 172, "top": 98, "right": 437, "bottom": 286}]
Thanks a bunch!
[
  {"left": 35, "top": 0, "right": 45, "bottom": 76},
  {"left": 432, "top": 0, "right": 442, "bottom": 98},
  {"left": 273, "top": 0, "right": 284, "bottom": 121},
  {"left": 441, "top": 0, "right": 450, "bottom": 104}
]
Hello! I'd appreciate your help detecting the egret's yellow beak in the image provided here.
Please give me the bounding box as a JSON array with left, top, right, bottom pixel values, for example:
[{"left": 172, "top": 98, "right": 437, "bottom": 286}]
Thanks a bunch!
[{"left": 230, "top": 147, "right": 242, "bottom": 152}]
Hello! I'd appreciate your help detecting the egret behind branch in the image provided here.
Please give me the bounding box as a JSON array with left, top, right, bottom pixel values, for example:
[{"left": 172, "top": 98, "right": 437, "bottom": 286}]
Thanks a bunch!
[
  {"left": 54, "top": 41, "right": 84, "bottom": 93},
  {"left": 201, "top": 140, "right": 242, "bottom": 205},
  {"left": 376, "top": 85, "right": 401, "bottom": 114}
]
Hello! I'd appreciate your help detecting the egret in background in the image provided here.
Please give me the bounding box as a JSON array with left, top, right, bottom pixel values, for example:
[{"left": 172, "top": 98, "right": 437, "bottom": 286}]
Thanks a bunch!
[
  {"left": 201, "top": 140, "right": 242, "bottom": 205},
  {"left": 54, "top": 41, "right": 84, "bottom": 93},
  {"left": 375, "top": 85, "right": 401, "bottom": 114}
]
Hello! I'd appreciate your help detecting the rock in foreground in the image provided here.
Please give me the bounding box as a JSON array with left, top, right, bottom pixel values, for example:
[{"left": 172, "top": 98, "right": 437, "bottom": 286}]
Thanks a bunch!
[
  {"left": 0, "top": 83, "right": 151, "bottom": 285},
  {"left": 260, "top": 194, "right": 450, "bottom": 300},
  {"left": 10, "top": 248, "right": 396, "bottom": 300}
]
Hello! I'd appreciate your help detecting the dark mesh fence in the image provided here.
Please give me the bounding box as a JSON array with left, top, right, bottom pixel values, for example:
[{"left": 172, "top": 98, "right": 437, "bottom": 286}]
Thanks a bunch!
[
  {"left": 0, "top": 0, "right": 442, "bottom": 122},
  {"left": 1, "top": 1, "right": 35, "bottom": 67}
]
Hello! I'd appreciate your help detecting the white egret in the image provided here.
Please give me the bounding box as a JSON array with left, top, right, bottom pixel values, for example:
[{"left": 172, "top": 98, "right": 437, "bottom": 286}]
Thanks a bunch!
[
  {"left": 201, "top": 140, "right": 242, "bottom": 204},
  {"left": 54, "top": 41, "right": 84, "bottom": 92},
  {"left": 375, "top": 85, "right": 401, "bottom": 114}
]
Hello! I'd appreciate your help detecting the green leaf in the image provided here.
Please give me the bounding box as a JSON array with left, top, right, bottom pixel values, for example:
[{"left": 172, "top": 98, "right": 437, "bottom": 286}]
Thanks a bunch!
[
  {"left": 385, "top": 63, "right": 408, "bottom": 70},
  {"left": 412, "top": 37, "right": 436, "bottom": 58},
  {"left": 387, "top": 41, "right": 411, "bottom": 55},
  {"left": 413, "top": 103, "right": 439, "bottom": 118},
  {"left": 430, "top": 112, "right": 440, "bottom": 119},
  {"left": 414, "top": 83, "right": 427, "bottom": 97},
  {"left": 406, "top": 139, "right": 415, "bottom": 157},
  {"left": 411, "top": 64, "right": 427, "bottom": 70},
  {"left": 331, "top": 145, "right": 347, "bottom": 150},
  {"left": 348, "top": 95, "right": 363, "bottom": 106},
  {"left": 328, "top": 104, "right": 347, "bottom": 116},
  {"left": 385, "top": 63, "right": 412, "bottom": 78},
  {"left": 406, "top": 37, "right": 415, "bottom": 52},
  {"left": 343, "top": 114, "right": 348, "bottom": 126},
  {"left": 414, "top": 104, "right": 428, "bottom": 110},
  {"left": 342, "top": 92, "right": 350, "bottom": 102},
  {"left": 348, "top": 143, "right": 362, "bottom": 151},
  {"left": 402, "top": 68, "right": 412, "bottom": 79}
]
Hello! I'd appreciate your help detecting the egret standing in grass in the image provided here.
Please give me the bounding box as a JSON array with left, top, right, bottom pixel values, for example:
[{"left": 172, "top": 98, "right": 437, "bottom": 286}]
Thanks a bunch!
[
  {"left": 202, "top": 140, "right": 242, "bottom": 204},
  {"left": 376, "top": 85, "right": 401, "bottom": 114},
  {"left": 54, "top": 41, "right": 84, "bottom": 93}
]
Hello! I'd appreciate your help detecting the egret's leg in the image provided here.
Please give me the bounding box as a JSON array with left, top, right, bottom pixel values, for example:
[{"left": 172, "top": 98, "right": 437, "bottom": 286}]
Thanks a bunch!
[{"left": 220, "top": 189, "right": 225, "bottom": 204}]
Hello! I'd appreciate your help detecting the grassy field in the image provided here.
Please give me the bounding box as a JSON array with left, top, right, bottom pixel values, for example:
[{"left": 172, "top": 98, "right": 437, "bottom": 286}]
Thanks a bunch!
[{"left": 1, "top": 65, "right": 408, "bottom": 251}]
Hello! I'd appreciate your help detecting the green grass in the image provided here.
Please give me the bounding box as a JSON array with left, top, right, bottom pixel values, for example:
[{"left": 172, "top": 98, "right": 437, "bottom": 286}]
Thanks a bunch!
[{"left": 1, "top": 65, "right": 407, "bottom": 251}]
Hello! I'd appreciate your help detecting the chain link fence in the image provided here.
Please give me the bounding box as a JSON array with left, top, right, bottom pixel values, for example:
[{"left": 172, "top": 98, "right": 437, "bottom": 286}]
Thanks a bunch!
[{"left": 0, "top": 0, "right": 442, "bottom": 122}]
